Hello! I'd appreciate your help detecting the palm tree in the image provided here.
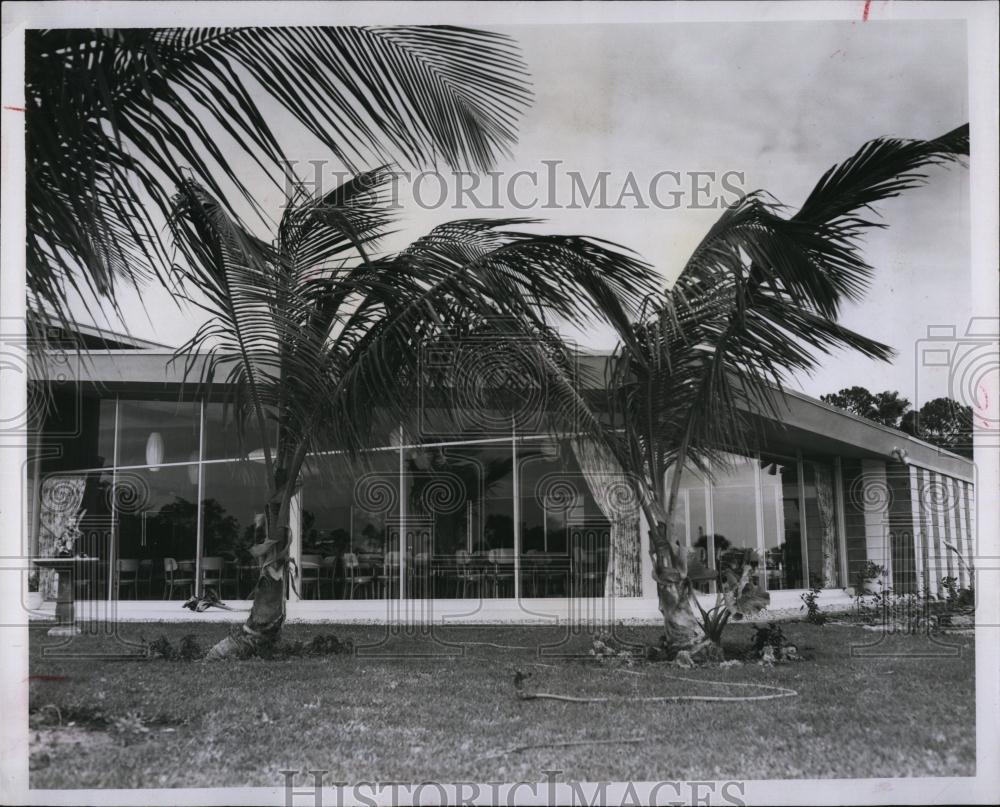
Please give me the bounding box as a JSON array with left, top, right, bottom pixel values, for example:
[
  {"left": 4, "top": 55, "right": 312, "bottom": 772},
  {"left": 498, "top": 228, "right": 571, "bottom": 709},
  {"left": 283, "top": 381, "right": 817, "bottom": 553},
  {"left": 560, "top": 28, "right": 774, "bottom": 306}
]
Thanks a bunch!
[
  {"left": 25, "top": 27, "right": 532, "bottom": 335},
  {"left": 601, "top": 125, "right": 970, "bottom": 656},
  {"left": 165, "top": 168, "right": 658, "bottom": 657}
]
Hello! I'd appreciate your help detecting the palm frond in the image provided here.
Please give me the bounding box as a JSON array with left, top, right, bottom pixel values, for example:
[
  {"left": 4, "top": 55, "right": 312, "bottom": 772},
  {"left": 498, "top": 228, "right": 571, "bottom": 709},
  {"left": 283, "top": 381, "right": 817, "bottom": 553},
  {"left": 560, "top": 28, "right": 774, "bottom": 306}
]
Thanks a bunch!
[
  {"left": 26, "top": 26, "right": 532, "bottom": 337},
  {"left": 166, "top": 179, "right": 660, "bottom": 492},
  {"left": 609, "top": 126, "right": 969, "bottom": 553}
]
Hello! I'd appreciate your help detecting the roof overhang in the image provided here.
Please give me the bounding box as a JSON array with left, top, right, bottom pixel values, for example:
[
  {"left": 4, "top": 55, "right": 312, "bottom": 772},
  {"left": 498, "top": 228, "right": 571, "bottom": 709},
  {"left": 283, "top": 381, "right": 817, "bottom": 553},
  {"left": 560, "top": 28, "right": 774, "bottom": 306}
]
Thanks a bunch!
[
  {"left": 745, "top": 387, "right": 973, "bottom": 480},
  {"left": 34, "top": 350, "right": 975, "bottom": 480}
]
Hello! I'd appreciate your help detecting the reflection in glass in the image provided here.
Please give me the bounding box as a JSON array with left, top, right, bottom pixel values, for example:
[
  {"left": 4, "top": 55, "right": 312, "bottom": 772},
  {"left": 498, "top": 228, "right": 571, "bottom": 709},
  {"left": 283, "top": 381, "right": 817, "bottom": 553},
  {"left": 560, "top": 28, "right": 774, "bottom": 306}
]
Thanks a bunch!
[
  {"left": 404, "top": 443, "right": 514, "bottom": 598},
  {"left": 710, "top": 454, "right": 760, "bottom": 583},
  {"left": 202, "top": 402, "right": 246, "bottom": 461},
  {"left": 519, "top": 441, "right": 610, "bottom": 598},
  {"left": 665, "top": 465, "right": 709, "bottom": 578},
  {"left": 117, "top": 400, "right": 200, "bottom": 467},
  {"left": 519, "top": 445, "right": 580, "bottom": 597},
  {"left": 201, "top": 460, "right": 272, "bottom": 598},
  {"left": 114, "top": 465, "right": 198, "bottom": 599},
  {"left": 760, "top": 457, "right": 804, "bottom": 590},
  {"left": 301, "top": 450, "right": 399, "bottom": 599},
  {"left": 39, "top": 393, "right": 117, "bottom": 472}
]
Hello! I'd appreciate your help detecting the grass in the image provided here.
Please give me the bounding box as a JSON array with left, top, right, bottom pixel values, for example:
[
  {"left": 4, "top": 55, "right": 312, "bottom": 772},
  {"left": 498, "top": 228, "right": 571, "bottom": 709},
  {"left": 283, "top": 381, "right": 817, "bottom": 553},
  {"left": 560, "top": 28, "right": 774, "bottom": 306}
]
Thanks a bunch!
[{"left": 28, "top": 620, "right": 975, "bottom": 788}]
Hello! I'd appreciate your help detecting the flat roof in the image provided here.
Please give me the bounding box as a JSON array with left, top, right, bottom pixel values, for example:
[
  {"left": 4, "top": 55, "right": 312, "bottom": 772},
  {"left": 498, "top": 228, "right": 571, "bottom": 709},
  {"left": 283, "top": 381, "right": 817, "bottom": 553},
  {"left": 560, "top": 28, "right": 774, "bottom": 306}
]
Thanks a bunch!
[
  {"left": 32, "top": 313, "right": 173, "bottom": 351},
  {"left": 34, "top": 348, "right": 974, "bottom": 480}
]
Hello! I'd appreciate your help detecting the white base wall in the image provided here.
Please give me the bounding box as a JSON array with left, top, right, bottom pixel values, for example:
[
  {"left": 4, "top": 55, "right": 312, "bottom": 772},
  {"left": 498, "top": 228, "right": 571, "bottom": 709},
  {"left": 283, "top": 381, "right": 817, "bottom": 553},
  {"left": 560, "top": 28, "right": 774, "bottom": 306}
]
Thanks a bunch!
[{"left": 35, "top": 589, "right": 854, "bottom": 626}]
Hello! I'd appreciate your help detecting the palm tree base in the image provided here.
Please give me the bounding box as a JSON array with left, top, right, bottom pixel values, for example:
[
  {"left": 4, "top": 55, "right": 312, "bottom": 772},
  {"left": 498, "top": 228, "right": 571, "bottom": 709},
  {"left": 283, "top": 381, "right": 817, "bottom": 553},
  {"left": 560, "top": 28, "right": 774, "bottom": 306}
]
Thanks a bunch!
[
  {"left": 656, "top": 587, "right": 723, "bottom": 662},
  {"left": 205, "top": 568, "right": 286, "bottom": 661}
]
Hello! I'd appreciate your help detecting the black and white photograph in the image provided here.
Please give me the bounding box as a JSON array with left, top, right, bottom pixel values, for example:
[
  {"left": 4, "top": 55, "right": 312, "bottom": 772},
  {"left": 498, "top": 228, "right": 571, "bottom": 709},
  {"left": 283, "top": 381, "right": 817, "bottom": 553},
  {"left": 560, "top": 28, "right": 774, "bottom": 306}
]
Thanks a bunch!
[{"left": 1, "top": 2, "right": 997, "bottom": 805}]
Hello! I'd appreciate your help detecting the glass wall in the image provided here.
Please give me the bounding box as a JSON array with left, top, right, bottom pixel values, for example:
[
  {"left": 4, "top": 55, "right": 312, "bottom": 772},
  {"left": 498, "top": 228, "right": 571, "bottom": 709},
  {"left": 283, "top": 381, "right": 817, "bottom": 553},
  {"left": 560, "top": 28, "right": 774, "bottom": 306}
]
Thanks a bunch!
[
  {"left": 300, "top": 450, "right": 399, "bottom": 599},
  {"left": 202, "top": 402, "right": 248, "bottom": 461},
  {"left": 117, "top": 400, "right": 201, "bottom": 468},
  {"left": 200, "top": 460, "right": 270, "bottom": 598},
  {"left": 666, "top": 452, "right": 842, "bottom": 592},
  {"left": 405, "top": 443, "right": 515, "bottom": 599},
  {"left": 518, "top": 440, "right": 612, "bottom": 598},
  {"left": 114, "top": 465, "right": 199, "bottom": 599},
  {"left": 36, "top": 392, "right": 846, "bottom": 601},
  {"left": 38, "top": 393, "right": 116, "bottom": 473},
  {"left": 760, "top": 457, "right": 805, "bottom": 590},
  {"left": 710, "top": 454, "right": 762, "bottom": 585}
]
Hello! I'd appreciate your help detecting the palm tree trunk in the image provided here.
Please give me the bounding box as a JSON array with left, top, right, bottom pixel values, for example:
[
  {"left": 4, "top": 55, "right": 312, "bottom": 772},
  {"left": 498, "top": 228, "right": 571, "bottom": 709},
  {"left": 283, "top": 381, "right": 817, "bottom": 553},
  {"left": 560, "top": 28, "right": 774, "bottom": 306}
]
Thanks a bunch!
[
  {"left": 647, "top": 471, "right": 717, "bottom": 660},
  {"left": 650, "top": 521, "right": 708, "bottom": 653},
  {"left": 206, "top": 480, "right": 296, "bottom": 660}
]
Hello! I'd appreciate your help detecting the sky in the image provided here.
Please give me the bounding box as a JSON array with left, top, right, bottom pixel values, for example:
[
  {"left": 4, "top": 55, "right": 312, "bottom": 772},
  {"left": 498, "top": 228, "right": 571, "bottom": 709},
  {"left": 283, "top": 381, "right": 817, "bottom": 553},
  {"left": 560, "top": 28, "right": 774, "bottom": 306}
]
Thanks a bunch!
[{"left": 77, "top": 19, "right": 971, "bottom": 408}]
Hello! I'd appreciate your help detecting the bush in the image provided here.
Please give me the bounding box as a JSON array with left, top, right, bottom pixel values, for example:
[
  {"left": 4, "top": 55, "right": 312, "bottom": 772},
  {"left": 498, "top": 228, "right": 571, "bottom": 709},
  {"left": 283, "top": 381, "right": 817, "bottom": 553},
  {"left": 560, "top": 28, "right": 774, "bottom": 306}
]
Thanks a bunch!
[
  {"left": 800, "top": 576, "right": 827, "bottom": 625},
  {"left": 748, "top": 623, "right": 801, "bottom": 663}
]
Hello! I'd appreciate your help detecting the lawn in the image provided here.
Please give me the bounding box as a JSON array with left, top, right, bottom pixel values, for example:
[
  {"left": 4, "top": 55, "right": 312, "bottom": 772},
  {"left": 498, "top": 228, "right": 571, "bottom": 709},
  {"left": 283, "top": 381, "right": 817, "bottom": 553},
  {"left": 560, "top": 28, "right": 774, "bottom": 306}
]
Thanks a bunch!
[{"left": 28, "top": 620, "right": 975, "bottom": 788}]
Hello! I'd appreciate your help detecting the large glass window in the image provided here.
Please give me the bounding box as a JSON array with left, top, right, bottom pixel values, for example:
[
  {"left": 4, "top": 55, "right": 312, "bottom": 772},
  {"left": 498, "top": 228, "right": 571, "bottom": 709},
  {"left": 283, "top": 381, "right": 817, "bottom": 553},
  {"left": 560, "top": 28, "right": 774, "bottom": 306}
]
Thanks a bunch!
[
  {"left": 668, "top": 454, "right": 821, "bottom": 591},
  {"left": 37, "top": 388, "right": 852, "bottom": 602},
  {"left": 760, "top": 457, "right": 805, "bottom": 590},
  {"left": 300, "top": 449, "right": 399, "bottom": 599},
  {"left": 202, "top": 402, "right": 246, "bottom": 461},
  {"left": 39, "top": 393, "right": 116, "bottom": 472},
  {"left": 518, "top": 440, "right": 612, "bottom": 598},
  {"left": 520, "top": 442, "right": 581, "bottom": 598},
  {"left": 116, "top": 400, "right": 200, "bottom": 468},
  {"left": 665, "top": 465, "right": 709, "bottom": 566},
  {"left": 199, "top": 460, "right": 272, "bottom": 598},
  {"left": 114, "top": 465, "right": 199, "bottom": 600},
  {"left": 710, "top": 454, "right": 762, "bottom": 584},
  {"left": 403, "top": 443, "right": 515, "bottom": 598}
]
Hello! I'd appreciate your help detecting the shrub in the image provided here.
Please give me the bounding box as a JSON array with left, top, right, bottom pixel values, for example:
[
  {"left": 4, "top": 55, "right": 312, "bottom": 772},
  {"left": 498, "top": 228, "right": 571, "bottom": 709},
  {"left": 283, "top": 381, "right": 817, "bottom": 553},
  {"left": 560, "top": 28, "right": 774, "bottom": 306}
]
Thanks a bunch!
[
  {"left": 800, "top": 576, "right": 827, "bottom": 625},
  {"left": 748, "top": 622, "right": 800, "bottom": 663},
  {"left": 691, "top": 548, "right": 770, "bottom": 645}
]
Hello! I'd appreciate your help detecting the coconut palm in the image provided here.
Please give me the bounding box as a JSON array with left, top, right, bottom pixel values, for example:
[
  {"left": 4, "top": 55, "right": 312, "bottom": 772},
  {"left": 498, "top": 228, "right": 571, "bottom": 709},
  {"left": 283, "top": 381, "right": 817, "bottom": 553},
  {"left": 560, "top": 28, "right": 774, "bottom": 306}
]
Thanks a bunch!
[
  {"left": 602, "top": 125, "right": 970, "bottom": 656},
  {"left": 25, "top": 27, "right": 532, "bottom": 334},
  {"left": 165, "top": 168, "right": 657, "bottom": 656}
]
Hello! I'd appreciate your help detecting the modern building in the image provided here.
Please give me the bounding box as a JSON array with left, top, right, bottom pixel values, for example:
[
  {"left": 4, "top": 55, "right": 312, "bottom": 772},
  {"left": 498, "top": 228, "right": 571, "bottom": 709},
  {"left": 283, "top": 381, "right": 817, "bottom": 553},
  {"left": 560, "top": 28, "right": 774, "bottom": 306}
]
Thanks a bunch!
[{"left": 27, "top": 324, "right": 977, "bottom": 624}]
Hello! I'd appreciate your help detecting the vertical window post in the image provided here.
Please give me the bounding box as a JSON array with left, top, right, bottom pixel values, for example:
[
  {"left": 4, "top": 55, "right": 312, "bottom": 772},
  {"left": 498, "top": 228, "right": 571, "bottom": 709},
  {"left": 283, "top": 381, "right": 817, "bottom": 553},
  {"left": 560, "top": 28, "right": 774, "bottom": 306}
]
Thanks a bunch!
[
  {"left": 705, "top": 479, "right": 715, "bottom": 594},
  {"left": 682, "top": 490, "right": 691, "bottom": 548},
  {"left": 797, "top": 451, "right": 809, "bottom": 587},
  {"left": 512, "top": 422, "right": 520, "bottom": 601},
  {"left": 752, "top": 455, "right": 767, "bottom": 591},
  {"left": 833, "top": 456, "right": 848, "bottom": 589},
  {"left": 108, "top": 396, "right": 119, "bottom": 603},
  {"left": 467, "top": 501, "right": 473, "bottom": 554},
  {"left": 398, "top": 425, "right": 406, "bottom": 601},
  {"left": 194, "top": 400, "right": 206, "bottom": 597}
]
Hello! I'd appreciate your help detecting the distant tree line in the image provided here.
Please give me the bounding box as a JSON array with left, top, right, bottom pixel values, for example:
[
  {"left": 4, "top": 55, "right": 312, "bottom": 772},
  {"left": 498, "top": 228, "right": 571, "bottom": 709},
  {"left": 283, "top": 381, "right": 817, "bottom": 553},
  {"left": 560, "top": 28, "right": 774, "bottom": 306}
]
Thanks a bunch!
[{"left": 819, "top": 386, "right": 973, "bottom": 458}]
